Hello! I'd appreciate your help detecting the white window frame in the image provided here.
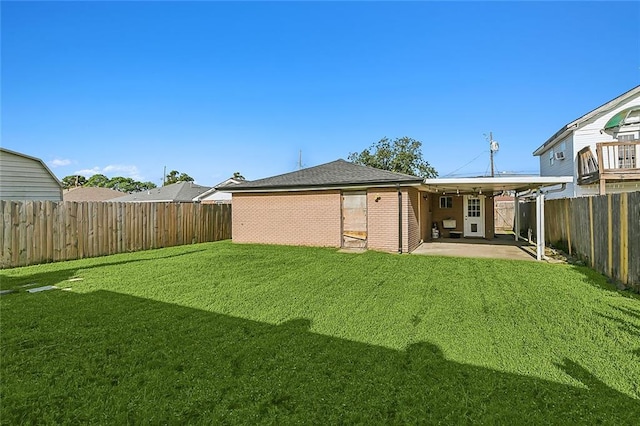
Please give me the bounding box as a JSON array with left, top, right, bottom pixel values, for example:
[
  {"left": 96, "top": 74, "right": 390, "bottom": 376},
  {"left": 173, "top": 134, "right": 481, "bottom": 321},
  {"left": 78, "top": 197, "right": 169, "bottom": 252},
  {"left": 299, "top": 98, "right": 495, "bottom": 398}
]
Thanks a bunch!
[{"left": 439, "top": 196, "right": 453, "bottom": 209}]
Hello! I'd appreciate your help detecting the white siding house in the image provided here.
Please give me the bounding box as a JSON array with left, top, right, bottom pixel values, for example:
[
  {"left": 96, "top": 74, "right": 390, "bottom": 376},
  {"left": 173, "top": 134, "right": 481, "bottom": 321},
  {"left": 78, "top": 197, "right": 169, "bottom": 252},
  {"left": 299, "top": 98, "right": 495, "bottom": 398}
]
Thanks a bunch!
[
  {"left": 533, "top": 86, "right": 640, "bottom": 199},
  {"left": 0, "top": 148, "right": 63, "bottom": 201},
  {"left": 193, "top": 177, "right": 243, "bottom": 204}
]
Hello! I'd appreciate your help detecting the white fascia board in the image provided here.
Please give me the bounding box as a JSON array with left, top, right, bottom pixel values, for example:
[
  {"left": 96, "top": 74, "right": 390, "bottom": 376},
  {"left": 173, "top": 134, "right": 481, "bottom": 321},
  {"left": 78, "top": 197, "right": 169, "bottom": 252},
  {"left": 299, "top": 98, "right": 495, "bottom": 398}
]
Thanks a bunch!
[
  {"left": 422, "top": 176, "right": 573, "bottom": 193},
  {"left": 532, "top": 127, "right": 575, "bottom": 156},
  {"left": 424, "top": 176, "right": 573, "bottom": 185}
]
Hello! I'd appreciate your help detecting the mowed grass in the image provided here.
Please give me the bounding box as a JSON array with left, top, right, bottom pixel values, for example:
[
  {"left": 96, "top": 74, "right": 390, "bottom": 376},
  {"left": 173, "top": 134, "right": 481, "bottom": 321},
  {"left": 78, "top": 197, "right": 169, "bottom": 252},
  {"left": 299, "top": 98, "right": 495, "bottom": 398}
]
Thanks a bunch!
[{"left": 1, "top": 241, "right": 639, "bottom": 424}]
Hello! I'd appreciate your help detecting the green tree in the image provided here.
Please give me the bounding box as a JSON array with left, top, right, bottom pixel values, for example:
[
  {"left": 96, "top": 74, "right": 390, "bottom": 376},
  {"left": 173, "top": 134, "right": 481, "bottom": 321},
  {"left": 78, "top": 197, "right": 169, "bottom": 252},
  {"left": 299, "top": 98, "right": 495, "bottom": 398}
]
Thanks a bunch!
[
  {"left": 105, "top": 177, "right": 136, "bottom": 192},
  {"left": 105, "top": 177, "right": 156, "bottom": 192},
  {"left": 232, "top": 172, "right": 245, "bottom": 180},
  {"left": 348, "top": 136, "right": 438, "bottom": 178},
  {"left": 164, "top": 170, "right": 194, "bottom": 186},
  {"left": 138, "top": 181, "right": 157, "bottom": 191},
  {"left": 61, "top": 175, "right": 87, "bottom": 189},
  {"left": 84, "top": 174, "right": 110, "bottom": 187}
]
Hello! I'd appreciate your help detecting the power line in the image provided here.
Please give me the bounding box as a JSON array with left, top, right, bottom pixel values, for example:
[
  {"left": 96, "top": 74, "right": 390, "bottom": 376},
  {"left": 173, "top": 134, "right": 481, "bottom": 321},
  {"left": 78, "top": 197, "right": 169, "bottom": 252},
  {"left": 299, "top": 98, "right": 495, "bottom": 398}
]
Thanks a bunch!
[{"left": 442, "top": 151, "right": 488, "bottom": 177}]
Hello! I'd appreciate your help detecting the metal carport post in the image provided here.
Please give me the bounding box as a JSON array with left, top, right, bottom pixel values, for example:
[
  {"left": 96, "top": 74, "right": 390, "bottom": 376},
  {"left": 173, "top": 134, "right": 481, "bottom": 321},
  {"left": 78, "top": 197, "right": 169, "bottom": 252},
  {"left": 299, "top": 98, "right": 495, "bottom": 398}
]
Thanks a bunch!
[{"left": 535, "top": 190, "right": 546, "bottom": 261}]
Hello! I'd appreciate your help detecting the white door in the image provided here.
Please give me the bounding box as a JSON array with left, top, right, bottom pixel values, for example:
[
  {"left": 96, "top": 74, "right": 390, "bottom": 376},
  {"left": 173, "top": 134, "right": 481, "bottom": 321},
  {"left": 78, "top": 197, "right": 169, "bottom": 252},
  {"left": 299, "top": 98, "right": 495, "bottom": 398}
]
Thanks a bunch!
[{"left": 463, "top": 195, "right": 485, "bottom": 237}]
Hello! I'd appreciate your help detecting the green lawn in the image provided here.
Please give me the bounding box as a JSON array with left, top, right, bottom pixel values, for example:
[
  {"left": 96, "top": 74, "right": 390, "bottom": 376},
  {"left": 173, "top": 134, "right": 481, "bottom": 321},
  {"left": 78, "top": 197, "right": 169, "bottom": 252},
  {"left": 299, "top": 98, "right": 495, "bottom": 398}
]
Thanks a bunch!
[{"left": 1, "top": 241, "right": 639, "bottom": 424}]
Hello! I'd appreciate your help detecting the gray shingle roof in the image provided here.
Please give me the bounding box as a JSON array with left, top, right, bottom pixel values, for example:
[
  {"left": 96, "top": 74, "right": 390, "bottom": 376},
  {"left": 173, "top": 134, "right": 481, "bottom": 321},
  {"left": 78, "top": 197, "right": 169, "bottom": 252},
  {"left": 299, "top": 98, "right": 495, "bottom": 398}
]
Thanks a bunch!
[
  {"left": 224, "top": 159, "right": 423, "bottom": 191},
  {"left": 111, "top": 181, "right": 211, "bottom": 202}
]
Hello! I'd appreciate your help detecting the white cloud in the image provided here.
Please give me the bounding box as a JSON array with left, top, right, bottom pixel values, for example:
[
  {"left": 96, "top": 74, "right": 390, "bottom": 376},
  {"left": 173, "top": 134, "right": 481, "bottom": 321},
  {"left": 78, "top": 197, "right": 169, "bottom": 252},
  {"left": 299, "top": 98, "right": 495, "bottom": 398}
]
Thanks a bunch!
[
  {"left": 49, "top": 158, "right": 72, "bottom": 168},
  {"left": 74, "top": 165, "right": 144, "bottom": 181}
]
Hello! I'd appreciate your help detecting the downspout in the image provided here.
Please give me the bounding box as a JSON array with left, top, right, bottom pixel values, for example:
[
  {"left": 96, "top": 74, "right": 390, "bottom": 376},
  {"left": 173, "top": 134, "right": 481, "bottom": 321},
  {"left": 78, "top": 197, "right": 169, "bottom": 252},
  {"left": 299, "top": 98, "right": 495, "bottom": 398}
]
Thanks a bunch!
[
  {"left": 542, "top": 183, "right": 567, "bottom": 196},
  {"left": 398, "top": 185, "right": 403, "bottom": 254},
  {"left": 515, "top": 188, "right": 534, "bottom": 199}
]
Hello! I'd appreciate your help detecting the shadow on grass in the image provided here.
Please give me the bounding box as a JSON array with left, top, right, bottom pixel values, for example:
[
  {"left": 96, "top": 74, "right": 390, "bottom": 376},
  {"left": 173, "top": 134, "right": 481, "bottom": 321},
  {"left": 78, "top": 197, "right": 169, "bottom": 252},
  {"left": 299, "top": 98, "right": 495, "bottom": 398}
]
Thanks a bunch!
[
  {"left": 570, "top": 263, "right": 640, "bottom": 299},
  {"left": 0, "top": 249, "right": 207, "bottom": 291},
  {"left": 1, "top": 290, "right": 639, "bottom": 424}
]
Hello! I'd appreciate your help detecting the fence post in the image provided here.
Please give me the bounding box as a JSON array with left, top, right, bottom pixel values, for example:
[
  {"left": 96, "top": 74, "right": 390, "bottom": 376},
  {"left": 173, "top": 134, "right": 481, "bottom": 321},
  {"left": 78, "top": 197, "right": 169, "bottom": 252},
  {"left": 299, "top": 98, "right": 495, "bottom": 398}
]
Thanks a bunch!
[
  {"left": 589, "top": 197, "right": 595, "bottom": 267},
  {"left": 620, "top": 193, "right": 629, "bottom": 285}
]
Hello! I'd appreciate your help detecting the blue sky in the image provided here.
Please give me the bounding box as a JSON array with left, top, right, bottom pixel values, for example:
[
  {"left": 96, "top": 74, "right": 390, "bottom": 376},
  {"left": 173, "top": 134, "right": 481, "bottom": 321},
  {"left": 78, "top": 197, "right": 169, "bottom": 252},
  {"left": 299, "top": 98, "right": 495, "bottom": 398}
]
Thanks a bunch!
[{"left": 2, "top": 1, "right": 639, "bottom": 186}]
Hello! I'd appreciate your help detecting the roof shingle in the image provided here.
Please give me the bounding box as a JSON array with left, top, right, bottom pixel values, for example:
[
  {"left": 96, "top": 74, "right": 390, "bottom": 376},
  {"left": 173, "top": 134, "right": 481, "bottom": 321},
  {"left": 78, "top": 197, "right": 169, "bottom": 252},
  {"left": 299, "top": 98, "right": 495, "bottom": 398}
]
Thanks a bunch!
[
  {"left": 223, "top": 159, "right": 423, "bottom": 191},
  {"left": 63, "top": 187, "right": 125, "bottom": 202},
  {"left": 111, "top": 181, "right": 211, "bottom": 202}
]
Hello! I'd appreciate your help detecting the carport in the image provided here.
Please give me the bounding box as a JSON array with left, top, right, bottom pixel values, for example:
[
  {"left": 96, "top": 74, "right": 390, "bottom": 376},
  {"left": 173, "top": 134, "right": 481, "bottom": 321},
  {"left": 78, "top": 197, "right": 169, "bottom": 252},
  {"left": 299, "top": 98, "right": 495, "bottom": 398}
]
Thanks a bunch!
[{"left": 421, "top": 176, "right": 573, "bottom": 260}]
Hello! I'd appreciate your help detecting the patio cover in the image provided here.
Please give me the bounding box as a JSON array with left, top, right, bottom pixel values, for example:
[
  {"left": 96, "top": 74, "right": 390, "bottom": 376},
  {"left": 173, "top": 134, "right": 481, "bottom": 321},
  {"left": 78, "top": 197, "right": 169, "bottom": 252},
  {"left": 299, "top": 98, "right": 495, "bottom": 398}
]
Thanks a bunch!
[
  {"left": 421, "top": 176, "right": 573, "bottom": 195},
  {"left": 420, "top": 176, "right": 574, "bottom": 261}
]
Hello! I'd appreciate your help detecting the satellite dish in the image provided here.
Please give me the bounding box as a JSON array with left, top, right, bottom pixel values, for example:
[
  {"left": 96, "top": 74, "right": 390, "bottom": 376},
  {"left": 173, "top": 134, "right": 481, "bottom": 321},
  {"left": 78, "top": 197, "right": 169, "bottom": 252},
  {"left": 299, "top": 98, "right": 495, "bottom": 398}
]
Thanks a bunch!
[{"left": 490, "top": 140, "right": 499, "bottom": 152}]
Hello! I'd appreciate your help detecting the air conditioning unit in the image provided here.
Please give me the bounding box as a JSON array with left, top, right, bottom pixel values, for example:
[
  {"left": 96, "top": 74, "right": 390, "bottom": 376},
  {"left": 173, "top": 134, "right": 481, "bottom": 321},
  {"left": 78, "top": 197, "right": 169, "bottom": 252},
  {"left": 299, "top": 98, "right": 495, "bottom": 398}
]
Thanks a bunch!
[{"left": 555, "top": 151, "right": 566, "bottom": 160}]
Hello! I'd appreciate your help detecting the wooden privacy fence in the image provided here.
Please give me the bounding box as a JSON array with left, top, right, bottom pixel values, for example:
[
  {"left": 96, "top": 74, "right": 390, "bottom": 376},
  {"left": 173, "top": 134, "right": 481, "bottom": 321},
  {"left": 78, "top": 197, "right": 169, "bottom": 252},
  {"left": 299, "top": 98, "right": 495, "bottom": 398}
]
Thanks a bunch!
[
  {"left": 494, "top": 200, "right": 515, "bottom": 231},
  {"left": 1, "top": 201, "right": 231, "bottom": 268},
  {"left": 518, "top": 192, "right": 639, "bottom": 292}
]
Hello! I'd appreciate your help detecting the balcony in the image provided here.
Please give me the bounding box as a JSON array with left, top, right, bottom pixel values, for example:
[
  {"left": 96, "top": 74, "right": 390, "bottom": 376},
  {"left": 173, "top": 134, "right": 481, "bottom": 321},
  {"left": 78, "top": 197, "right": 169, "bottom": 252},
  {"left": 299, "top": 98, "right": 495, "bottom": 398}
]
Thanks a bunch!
[{"left": 578, "top": 140, "right": 640, "bottom": 193}]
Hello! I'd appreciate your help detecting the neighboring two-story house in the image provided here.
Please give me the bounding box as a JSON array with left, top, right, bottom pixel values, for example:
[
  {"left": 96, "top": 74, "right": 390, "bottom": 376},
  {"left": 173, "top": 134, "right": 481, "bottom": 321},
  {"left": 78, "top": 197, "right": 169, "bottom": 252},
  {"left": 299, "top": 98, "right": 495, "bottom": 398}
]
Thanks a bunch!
[{"left": 533, "top": 85, "right": 640, "bottom": 199}]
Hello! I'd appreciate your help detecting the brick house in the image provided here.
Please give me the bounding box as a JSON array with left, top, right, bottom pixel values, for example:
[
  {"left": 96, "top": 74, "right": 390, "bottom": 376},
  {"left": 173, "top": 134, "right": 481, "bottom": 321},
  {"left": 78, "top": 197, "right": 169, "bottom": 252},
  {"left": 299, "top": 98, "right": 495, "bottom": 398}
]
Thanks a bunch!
[
  {"left": 225, "top": 159, "right": 424, "bottom": 253},
  {"left": 224, "top": 159, "right": 573, "bottom": 256}
]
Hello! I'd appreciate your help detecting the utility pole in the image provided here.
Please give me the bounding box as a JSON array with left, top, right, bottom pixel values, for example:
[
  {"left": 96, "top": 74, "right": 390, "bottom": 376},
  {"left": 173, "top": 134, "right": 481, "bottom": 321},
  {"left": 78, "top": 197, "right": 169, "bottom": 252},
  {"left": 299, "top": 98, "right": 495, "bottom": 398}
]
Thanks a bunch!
[
  {"left": 298, "top": 150, "right": 302, "bottom": 170},
  {"left": 163, "top": 165, "right": 166, "bottom": 186},
  {"left": 490, "top": 132, "right": 494, "bottom": 177},
  {"left": 488, "top": 132, "right": 499, "bottom": 177}
]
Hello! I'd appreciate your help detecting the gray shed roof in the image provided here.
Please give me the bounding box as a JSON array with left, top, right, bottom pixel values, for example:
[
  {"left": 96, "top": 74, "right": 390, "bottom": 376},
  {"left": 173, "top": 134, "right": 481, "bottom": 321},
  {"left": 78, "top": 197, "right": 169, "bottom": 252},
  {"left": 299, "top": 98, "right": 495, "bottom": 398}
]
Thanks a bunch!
[
  {"left": 111, "top": 181, "right": 211, "bottom": 202},
  {"left": 223, "top": 159, "right": 423, "bottom": 192}
]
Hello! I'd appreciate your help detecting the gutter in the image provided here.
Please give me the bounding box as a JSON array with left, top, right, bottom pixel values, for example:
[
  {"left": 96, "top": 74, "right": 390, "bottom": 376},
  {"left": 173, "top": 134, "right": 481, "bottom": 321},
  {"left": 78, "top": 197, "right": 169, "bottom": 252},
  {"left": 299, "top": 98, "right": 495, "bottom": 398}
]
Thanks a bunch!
[
  {"left": 225, "top": 181, "right": 424, "bottom": 193},
  {"left": 532, "top": 124, "right": 576, "bottom": 156}
]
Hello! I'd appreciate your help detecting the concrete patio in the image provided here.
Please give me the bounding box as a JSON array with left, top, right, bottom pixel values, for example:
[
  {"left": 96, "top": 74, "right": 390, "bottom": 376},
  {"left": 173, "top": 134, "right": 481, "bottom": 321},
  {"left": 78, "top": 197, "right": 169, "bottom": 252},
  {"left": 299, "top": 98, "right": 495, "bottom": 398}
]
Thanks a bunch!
[{"left": 412, "top": 233, "right": 538, "bottom": 261}]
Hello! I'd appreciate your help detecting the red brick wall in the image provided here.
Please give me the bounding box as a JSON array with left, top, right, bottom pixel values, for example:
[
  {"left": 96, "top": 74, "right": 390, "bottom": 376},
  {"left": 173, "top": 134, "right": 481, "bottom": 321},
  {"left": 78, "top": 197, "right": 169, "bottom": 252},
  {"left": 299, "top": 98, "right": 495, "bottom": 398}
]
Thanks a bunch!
[
  {"left": 232, "top": 191, "right": 341, "bottom": 247},
  {"left": 367, "top": 187, "right": 421, "bottom": 253},
  {"left": 367, "top": 188, "right": 399, "bottom": 252},
  {"left": 233, "top": 187, "right": 422, "bottom": 253}
]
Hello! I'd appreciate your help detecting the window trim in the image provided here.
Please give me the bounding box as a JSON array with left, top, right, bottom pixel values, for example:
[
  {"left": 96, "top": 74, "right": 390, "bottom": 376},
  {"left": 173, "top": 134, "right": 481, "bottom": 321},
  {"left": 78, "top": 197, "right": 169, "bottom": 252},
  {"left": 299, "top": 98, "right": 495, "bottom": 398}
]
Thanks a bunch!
[{"left": 439, "top": 196, "right": 453, "bottom": 209}]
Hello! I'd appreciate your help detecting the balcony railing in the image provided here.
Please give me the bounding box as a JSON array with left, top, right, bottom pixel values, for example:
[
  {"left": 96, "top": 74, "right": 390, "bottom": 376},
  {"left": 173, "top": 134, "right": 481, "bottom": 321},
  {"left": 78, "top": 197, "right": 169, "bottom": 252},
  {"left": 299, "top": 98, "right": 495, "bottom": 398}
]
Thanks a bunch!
[{"left": 577, "top": 140, "right": 640, "bottom": 193}]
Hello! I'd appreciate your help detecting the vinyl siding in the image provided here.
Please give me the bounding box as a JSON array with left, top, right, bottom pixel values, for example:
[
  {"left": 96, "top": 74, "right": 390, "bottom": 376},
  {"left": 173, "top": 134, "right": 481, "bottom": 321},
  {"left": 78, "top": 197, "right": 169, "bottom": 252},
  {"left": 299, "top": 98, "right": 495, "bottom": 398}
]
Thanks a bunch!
[
  {"left": 572, "top": 96, "right": 640, "bottom": 198},
  {"left": 0, "top": 151, "right": 62, "bottom": 201},
  {"left": 539, "top": 135, "right": 575, "bottom": 199},
  {"left": 537, "top": 94, "right": 640, "bottom": 199}
]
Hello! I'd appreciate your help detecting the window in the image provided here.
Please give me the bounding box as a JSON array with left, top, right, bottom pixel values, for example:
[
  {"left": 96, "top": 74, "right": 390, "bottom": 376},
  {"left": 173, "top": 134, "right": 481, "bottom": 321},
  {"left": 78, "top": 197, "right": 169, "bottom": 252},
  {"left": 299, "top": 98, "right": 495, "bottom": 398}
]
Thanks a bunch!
[
  {"left": 467, "top": 197, "right": 481, "bottom": 217},
  {"left": 618, "top": 144, "right": 637, "bottom": 169},
  {"left": 439, "top": 196, "right": 453, "bottom": 209},
  {"left": 549, "top": 149, "right": 555, "bottom": 165},
  {"left": 618, "top": 133, "right": 638, "bottom": 142}
]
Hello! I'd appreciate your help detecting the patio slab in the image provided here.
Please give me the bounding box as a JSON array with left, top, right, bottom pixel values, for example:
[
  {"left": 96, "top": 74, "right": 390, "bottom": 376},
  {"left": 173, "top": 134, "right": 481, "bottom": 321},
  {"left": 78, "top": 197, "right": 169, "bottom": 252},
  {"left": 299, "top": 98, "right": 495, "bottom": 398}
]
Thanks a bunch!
[{"left": 412, "top": 234, "right": 537, "bottom": 261}]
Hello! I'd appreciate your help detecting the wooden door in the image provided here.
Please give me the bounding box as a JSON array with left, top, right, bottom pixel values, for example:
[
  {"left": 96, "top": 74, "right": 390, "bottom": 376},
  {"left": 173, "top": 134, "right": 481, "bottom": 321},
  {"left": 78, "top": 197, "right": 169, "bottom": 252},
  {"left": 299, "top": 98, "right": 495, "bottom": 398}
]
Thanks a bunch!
[{"left": 342, "top": 191, "right": 367, "bottom": 248}]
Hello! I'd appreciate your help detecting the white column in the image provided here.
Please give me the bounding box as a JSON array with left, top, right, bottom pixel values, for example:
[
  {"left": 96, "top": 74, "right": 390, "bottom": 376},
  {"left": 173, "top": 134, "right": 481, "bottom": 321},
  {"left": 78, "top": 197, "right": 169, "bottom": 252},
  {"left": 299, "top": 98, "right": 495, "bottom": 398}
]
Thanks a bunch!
[
  {"left": 535, "top": 191, "right": 545, "bottom": 261},
  {"left": 514, "top": 195, "right": 519, "bottom": 241}
]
